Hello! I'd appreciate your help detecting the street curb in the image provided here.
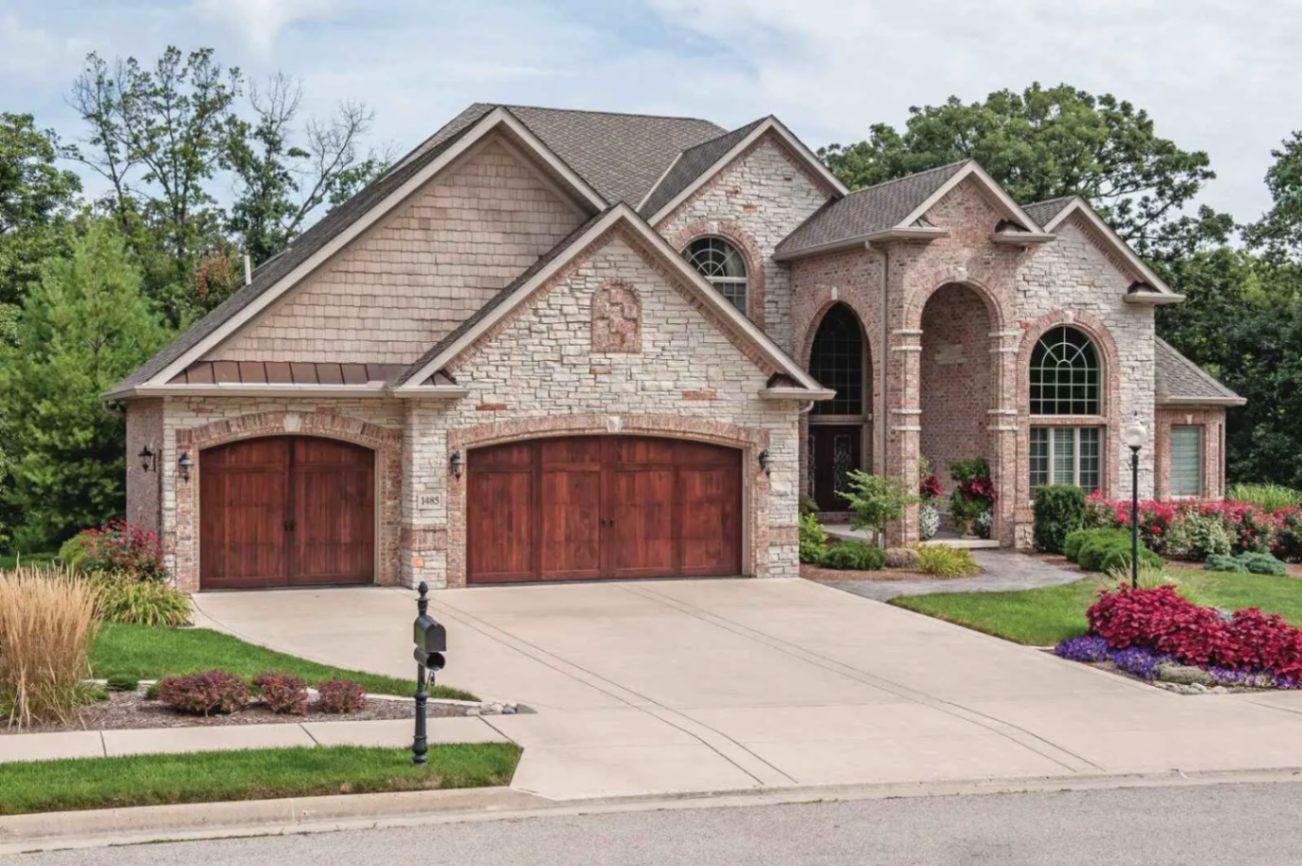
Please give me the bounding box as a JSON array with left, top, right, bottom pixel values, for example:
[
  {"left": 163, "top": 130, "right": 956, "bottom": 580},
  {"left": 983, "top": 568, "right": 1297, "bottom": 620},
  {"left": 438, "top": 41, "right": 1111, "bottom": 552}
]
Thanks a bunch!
[{"left": 6, "top": 765, "right": 1302, "bottom": 853}]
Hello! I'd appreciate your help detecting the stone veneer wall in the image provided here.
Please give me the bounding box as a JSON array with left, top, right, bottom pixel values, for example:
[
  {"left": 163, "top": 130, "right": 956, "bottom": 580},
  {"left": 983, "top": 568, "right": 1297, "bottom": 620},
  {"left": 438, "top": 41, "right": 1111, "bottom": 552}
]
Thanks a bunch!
[
  {"left": 157, "top": 397, "right": 406, "bottom": 591},
  {"left": 658, "top": 134, "right": 835, "bottom": 353},
  {"left": 1155, "top": 406, "right": 1228, "bottom": 500},
  {"left": 208, "top": 136, "right": 586, "bottom": 365},
  {"left": 399, "top": 228, "right": 802, "bottom": 589},
  {"left": 124, "top": 398, "right": 164, "bottom": 536}
]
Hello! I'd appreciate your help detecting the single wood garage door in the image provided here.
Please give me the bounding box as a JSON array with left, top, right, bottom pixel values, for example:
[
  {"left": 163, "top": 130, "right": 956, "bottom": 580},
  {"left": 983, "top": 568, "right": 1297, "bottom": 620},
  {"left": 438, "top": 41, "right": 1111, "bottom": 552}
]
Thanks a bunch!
[
  {"left": 200, "top": 437, "right": 375, "bottom": 589},
  {"left": 467, "top": 436, "right": 742, "bottom": 584}
]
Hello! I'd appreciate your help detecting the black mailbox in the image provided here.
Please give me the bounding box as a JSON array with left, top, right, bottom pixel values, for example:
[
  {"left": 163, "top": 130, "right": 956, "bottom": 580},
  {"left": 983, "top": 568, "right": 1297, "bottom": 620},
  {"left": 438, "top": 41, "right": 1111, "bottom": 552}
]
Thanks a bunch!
[{"left": 414, "top": 614, "right": 446, "bottom": 653}]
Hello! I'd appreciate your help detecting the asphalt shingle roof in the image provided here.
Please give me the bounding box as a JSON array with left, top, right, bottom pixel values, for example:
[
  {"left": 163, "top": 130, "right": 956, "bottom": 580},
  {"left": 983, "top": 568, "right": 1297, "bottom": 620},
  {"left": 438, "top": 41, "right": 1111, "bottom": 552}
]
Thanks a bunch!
[
  {"left": 1154, "top": 337, "right": 1244, "bottom": 405},
  {"left": 1021, "top": 195, "right": 1077, "bottom": 229},
  {"left": 774, "top": 161, "right": 968, "bottom": 258},
  {"left": 637, "top": 118, "right": 767, "bottom": 217}
]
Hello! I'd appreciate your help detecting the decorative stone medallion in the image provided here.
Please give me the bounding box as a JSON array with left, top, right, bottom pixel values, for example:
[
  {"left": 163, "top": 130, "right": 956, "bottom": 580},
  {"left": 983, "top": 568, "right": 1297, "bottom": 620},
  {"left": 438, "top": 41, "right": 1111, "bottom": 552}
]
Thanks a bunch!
[{"left": 591, "top": 281, "right": 641, "bottom": 353}]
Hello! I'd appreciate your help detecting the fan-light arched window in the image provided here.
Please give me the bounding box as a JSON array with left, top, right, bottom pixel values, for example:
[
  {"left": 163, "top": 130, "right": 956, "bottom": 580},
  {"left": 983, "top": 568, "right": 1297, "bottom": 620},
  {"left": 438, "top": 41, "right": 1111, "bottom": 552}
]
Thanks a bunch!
[
  {"left": 1030, "top": 326, "right": 1100, "bottom": 416},
  {"left": 684, "top": 237, "right": 748, "bottom": 314}
]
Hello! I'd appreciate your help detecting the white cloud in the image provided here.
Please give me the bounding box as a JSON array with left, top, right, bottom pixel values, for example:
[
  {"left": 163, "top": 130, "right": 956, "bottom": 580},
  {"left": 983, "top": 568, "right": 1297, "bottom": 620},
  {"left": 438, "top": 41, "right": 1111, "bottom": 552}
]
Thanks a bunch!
[{"left": 189, "top": 0, "right": 347, "bottom": 56}]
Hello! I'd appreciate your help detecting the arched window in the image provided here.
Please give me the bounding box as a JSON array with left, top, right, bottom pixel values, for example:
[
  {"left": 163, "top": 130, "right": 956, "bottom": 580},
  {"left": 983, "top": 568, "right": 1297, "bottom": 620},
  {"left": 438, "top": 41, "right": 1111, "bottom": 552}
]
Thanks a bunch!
[
  {"left": 810, "top": 304, "right": 864, "bottom": 416},
  {"left": 1030, "top": 326, "right": 1100, "bottom": 416},
  {"left": 684, "top": 237, "right": 748, "bottom": 314}
]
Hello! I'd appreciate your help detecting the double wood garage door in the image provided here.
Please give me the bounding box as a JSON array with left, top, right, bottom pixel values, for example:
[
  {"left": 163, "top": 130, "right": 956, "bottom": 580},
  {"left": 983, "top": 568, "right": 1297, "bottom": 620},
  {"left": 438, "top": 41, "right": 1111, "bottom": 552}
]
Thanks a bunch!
[
  {"left": 467, "top": 436, "right": 743, "bottom": 584},
  {"left": 200, "top": 437, "right": 375, "bottom": 589}
]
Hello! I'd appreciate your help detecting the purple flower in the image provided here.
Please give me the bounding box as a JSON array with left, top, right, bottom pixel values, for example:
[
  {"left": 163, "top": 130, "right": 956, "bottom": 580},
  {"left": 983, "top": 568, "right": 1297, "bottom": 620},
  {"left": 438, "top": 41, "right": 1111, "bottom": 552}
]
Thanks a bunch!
[
  {"left": 1055, "top": 635, "right": 1111, "bottom": 662},
  {"left": 1110, "top": 647, "right": 1171, "bottom": 680}
]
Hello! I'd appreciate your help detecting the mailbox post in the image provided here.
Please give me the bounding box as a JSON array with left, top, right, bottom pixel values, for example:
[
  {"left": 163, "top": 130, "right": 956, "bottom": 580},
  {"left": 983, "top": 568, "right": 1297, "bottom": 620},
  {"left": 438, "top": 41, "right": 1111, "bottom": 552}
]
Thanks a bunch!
[{"left": 411, "top": 581, "right": 446, "bottom": 766}]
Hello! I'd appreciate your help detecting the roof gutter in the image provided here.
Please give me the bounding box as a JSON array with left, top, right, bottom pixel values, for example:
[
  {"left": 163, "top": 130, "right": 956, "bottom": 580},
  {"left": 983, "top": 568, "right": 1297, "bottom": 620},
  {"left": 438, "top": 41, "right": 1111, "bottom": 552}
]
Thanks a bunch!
[
  {"left": 774, "top": 227, "right": 948, "bottom": 262},
  {"left": 1125, "top": 292, "right": 1186, "bottom": 306},
  {"left": 1158, "top": 396, "right": 1246, "bottom": 408}
]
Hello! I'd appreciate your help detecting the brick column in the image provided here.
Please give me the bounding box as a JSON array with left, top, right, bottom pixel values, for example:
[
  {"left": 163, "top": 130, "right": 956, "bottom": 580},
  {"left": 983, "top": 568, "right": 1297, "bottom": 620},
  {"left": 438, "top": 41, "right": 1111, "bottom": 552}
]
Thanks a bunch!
[
  {"left": 988, "top": 328, "right": 1022, "bottom": 547},
  {"left": 885, "top": 325, "right": 923, "bottom": 546}
]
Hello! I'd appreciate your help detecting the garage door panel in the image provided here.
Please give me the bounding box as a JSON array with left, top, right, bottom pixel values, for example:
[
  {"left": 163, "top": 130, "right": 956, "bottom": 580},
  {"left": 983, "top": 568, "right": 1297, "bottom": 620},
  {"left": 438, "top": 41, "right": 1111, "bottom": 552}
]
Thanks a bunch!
[
  {"left": 540, "top": 467, "right": 602, "bottom": 578},
  {"left": 609, "top": 467, "right": 677, "bottom": 578},
  {"left": 467, "top": 467, "right": 536, "bottom": 583},
  {"left": 679, "top": 464, "right": 741, "bottom": 576},
  {"left": 293, "top": 461, "right": 374, "bottom": 585}
]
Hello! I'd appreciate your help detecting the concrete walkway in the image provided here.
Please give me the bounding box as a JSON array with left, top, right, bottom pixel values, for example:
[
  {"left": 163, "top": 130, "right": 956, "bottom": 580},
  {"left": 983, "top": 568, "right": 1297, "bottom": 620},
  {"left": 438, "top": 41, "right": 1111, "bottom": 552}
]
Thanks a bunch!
[
  {"left": 0, "top": 716, "right": 506, "bottom": 764},
  {"left": 823, "top": 549, "right": 1086, "bottom": 601},
  {"left": 189, "top": 578, "right": 1302, "bottom": 801}
]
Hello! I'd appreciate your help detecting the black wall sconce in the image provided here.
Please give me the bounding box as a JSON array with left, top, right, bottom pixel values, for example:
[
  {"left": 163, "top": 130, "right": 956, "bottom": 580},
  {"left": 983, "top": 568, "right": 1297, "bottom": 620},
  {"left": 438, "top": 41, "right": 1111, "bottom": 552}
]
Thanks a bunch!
[
  {"left": 757, "top": 449, "right": 771, "bottom": 477},
  {"left": 177, "top": 451, "right": 193, "bottom": 482},
  {"left": 449, "top": 450, "right": 464, "bottom": 480},
  {"left": 138, "top": 444, "right": 156, "bottom": 472}
]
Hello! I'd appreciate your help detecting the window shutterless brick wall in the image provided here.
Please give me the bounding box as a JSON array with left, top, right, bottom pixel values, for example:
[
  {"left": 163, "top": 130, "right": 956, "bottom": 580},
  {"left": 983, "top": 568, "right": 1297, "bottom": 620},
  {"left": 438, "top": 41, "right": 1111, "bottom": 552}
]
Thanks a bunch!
[{"left": 1155, "top": 407, "right": 1228, "bottom": 500}]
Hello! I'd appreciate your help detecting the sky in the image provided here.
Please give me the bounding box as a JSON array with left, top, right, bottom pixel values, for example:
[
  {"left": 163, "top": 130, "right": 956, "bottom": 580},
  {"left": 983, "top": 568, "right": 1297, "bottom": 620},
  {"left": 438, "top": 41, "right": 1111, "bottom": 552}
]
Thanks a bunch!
[{"left": 2, "top": 0, "right": 1299, "bottom": 222}]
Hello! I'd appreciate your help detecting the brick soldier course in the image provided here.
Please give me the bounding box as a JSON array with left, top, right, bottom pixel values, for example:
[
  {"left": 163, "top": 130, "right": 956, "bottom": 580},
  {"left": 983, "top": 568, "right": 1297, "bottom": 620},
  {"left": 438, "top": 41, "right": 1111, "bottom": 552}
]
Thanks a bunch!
[{"left": 109, "top": 104, "right": 1243, "bottom": 591}]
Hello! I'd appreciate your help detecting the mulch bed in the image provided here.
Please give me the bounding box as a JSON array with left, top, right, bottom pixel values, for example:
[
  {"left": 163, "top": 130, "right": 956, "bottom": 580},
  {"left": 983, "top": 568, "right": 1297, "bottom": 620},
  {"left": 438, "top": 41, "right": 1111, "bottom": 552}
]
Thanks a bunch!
[{"left": 6, "top": 688, "right": 467, "bottom": 735}]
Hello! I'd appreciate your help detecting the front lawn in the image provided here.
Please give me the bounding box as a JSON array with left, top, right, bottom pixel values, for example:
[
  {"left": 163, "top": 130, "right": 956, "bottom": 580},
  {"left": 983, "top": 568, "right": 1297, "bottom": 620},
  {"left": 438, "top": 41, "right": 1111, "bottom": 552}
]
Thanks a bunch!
[
  {"left": 91, "top": 623, "right": 476, "bottom": 701},
  {"left": 0, "top": 744, "right": 520, "bottom": 815},
  {"left": 891, "top": 568, "right": 1302, "bottom": 646}
]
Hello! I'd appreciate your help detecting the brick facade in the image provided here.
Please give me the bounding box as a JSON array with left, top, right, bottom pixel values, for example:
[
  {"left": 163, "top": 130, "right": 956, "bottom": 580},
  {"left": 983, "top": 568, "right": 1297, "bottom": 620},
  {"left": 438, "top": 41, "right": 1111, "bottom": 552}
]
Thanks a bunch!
[{"left": 1155, "top": 407, "right": 1229, "bottom": 500}]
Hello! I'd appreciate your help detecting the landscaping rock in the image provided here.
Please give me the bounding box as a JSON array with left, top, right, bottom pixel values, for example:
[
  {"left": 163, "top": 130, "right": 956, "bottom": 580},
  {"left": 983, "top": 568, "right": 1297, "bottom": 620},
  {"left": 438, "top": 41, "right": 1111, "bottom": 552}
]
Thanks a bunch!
[{"left": 1155, "top": 662, "right": 1216, "bottom": 687}]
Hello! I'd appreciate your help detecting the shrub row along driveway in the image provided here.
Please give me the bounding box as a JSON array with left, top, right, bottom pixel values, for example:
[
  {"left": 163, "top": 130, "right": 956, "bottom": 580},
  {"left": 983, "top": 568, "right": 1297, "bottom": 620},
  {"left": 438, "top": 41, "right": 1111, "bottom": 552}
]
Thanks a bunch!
[{"left": 194, "top": 578, "right": 1302, "bottom": 800}]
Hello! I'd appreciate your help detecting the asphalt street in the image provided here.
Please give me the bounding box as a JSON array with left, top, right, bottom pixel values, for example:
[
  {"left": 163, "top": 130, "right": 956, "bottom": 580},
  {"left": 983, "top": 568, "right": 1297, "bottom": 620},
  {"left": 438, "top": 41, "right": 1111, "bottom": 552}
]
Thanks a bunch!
[{"left": 11, "top": 780, "right": 1300, "bottom": 865}]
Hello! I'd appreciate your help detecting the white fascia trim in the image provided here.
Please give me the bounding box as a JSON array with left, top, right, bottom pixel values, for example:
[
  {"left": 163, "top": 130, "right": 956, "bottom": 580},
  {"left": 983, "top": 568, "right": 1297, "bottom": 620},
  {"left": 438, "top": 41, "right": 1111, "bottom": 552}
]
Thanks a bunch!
[
  {"left": 990, "top": 231, "right": 1057, "bottom": 246},
  {"left": 144, "top": 108, "right": 606, "bottom": 389},
  {"left": 104, "top": 383, "right": 391, "bottom": 400},
  {"left": 1045, "top": 198, "right": 1178, "bottom": 297},
  {"left": 761, "top": 387, "right": 836, "bottom": 401},
  {"left": 394, "top": 203, "right": 828, "bottom": 395},
  {"left": 1159, "top": 396, "right": 1246, "bottom": 407},
  {"left": 647, "top": 117, "right": 848, "bottom": 225},
  {"left": 1125, "top": 292, "right": 1186, "bottom": 306},
  {"left": 899, "top": 161, "right": 1049, "bottom": 235}
]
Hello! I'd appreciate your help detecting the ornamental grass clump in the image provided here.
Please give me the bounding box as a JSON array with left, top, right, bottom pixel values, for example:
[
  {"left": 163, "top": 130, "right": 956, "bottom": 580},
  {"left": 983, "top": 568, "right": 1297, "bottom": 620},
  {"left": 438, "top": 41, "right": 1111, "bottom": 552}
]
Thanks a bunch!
[
  {"left": 0, "top": 565, "right": 100, "bottom": 728},
  {"left": 914, "top": 545, "right": 979, "bottom": 578}
]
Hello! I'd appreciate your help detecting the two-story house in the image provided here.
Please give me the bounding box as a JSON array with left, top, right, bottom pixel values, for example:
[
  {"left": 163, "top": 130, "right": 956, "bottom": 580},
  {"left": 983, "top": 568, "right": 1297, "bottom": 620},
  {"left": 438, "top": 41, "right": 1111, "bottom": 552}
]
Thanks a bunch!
[{"left": 107, "top": 104, "right": 1243, "bottom": 591}]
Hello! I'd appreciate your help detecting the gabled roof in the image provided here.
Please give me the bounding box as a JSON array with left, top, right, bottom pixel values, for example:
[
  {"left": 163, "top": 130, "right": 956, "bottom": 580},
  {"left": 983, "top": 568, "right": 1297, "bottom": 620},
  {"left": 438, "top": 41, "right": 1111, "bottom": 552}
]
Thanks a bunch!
[
  {"left": 1154, "top": 337, "right": 1245, "bottom": 407},
  {"left": 393, "top": 202, "right": 831, "bottom": 399},
  {"left": 1021, "top": 195, "right": 1076, "bottom": 229},
  {"left": 639, "top": 116, "right": 848, "bottom": 225},
  {"left": 773, "top": 161, "right": 969, "bottom": 259},
  {"left": 396, "top": 104, "right": 727, "bottom": 206},
  {"left": 111, "top": 107, "right": 611, "bottom": 397}
]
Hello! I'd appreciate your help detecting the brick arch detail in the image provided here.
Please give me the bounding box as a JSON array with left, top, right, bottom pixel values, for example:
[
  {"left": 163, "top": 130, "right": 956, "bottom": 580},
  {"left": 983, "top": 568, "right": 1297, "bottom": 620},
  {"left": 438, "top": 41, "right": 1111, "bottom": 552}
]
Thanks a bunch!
[
  {"left": 443, "top": 413, "right": 772, "bottom": 588},
  {"left": 907, "top": 279, "right": 1008, "bottom": 333},
  {"left": 172, "top": 411, "right": 403, "bottom": 592},
  {"left": 667, "top": 221, "right": 767, "bottom": 328}
]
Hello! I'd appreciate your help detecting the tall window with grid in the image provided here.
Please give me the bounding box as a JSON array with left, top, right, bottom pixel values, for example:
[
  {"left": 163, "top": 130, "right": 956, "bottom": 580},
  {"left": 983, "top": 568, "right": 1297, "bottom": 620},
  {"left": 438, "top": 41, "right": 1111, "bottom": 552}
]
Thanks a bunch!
[
  {"left": 809, "top": 305, "right": 865, "bottom": 416},
  {"left": 1030, "top": 326, "right": 1100, "bottom": 416},
  {"left": 683, "top": 237, "right": 748, "bottom": 315}
]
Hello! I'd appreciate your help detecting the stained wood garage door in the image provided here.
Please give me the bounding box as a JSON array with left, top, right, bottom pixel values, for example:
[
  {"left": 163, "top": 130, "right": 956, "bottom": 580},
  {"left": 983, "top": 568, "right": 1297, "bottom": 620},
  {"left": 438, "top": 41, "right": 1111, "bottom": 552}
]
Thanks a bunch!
[
  {"left": 200, "top": 437, "right": 375, "bottom": 589},
  {"left": 467, "top": 436, "right": 742, "bottom": 584}
]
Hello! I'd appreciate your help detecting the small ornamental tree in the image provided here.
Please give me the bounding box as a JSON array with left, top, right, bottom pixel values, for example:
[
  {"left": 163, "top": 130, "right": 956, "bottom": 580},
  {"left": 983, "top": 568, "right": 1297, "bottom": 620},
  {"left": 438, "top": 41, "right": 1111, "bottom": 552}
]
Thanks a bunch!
[{"left": 838, "top": 470, "right": 916, "bottom": 547}]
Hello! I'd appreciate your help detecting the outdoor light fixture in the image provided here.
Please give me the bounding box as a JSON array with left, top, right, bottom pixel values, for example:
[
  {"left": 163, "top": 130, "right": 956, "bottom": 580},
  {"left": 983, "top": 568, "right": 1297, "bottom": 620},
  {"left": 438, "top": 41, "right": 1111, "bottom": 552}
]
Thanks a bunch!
[
  {"left": 449, "top": 450, "right": 463, "bottom": 480},
  {"left": 138, "top": 444, "right": 155, "bottom": 472},
  {"left": 177, "top": 451, "right": 193, "bottom": 482},
  {"left": 757, "top": 449, "right": 771, "bottom": 477},
  {"left": 1122, "top": 416, "right": 1147, "bottom": 590}
]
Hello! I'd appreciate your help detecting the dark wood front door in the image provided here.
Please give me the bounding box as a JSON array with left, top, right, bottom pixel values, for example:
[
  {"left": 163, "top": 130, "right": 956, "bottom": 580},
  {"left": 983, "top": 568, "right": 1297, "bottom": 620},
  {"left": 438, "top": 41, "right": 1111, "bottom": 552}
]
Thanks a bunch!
[
  {"left": 200, "top": 437, "right": 374, "bottom": 589},
  {"left": 810, "top": 425, "right": 862, "bottom": 511},
  {"left": 466, "top": 436, "right": 742, "bottom": 584}
]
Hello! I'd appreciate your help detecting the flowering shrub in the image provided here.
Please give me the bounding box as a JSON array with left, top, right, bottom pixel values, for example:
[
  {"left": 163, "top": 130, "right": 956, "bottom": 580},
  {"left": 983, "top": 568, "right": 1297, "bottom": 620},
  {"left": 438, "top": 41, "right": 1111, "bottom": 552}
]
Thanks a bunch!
[
  {"left": 1086, "top": 585, "right": 1302, "bottom": 683},
  {"left": 949, "top": 458, "right": 996, "bottom": 532},
  {"left": 1084, "top": 492, "right": 1302, "bottom": 562},
  {"left": 253, "top": 673, "right": 309, "bottom": 715},
  {"left": 60, "top": 519, "right": 167, "bottom": 581},
  {"left": 919, "top": 474, "right": 942, "bottom": 501},
  {"left": 158, "top": 671, "right": 249, "bottom": 715},
  {"left": 315, "top": 679, "right": 366, "bottom": 713}
]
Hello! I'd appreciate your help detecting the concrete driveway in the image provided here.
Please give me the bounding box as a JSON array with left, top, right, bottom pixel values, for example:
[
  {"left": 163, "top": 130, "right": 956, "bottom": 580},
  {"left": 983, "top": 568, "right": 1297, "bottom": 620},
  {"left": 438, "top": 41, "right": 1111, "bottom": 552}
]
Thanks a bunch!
[{"left": 194, "top": 578, "right": 1302, "bottom": 800}]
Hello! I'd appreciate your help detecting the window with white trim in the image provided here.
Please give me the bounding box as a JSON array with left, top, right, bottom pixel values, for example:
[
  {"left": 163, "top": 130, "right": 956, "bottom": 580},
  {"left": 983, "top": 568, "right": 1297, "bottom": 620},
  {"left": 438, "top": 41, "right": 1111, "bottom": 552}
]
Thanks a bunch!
[
  {"left": 684, "top": 237, "right": 748, "bottom": 314},
  {"left": 1030, "top": 326, "right": 1100, "bottom": 415},
  {"left": 1169, "top": 426, "right": 1204, "bottom": 497},
  {"left": 1030, "top": 427, "right": 1102, "bottom": 491}
]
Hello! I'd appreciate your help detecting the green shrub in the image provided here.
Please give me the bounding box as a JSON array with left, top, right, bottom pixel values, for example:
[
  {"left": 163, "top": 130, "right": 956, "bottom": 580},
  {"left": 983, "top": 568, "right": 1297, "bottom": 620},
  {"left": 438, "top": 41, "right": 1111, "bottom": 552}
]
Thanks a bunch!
[
  {"left": 105, "top": 674, "right": 139, "bottom": 692},
  {"left": 92, "top": 574, "right": 191, "bottom": 627},
  {"left": 914, "top": 545, "right": 979, "bottom": 577},
  {"left": 838, "top": 471, "right": 915, "bottom": 537},
  {"left": 820, "top": 541, "right": 885, "bottom": 571},
  {"left": 798, "top": 513, "right": 827, "bottom": 564},
  {"left": 1065, "top": 528, "right": 1161, "bottom": 573},
  {"left": 1161, "top": 512, "right": 1233, "bottom": 560},
  {"left": 1064, "top": 528, "right": 1121, "bottom": 562},
  {"left": 1205, "top": 551, "right": 1288, "bottom": 576},
  {"left": 949, "top": 458, "right": 990, "bottom": 482},
  {"left": 1228, "top": 482, "right": 1302, "bottom": 511},
  {"left": 1033, "top": 485, "right": 1086, "bottom": 553},
  {"left": 58, "top": 533, "right": 93, "bottom": 570},
  {"left": 798, "top": 495, "right": 820, "bottom": 516}
]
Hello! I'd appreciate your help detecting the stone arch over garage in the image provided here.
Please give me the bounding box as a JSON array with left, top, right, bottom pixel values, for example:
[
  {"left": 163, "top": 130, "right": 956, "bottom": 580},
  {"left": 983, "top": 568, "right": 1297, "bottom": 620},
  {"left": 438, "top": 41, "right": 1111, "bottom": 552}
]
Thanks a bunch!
[
  {"left": 172, "top": 411, "right": 402, "bottom": 592},
  {"left": 443, "top": 413, "right": 772, "bottom": 588}
]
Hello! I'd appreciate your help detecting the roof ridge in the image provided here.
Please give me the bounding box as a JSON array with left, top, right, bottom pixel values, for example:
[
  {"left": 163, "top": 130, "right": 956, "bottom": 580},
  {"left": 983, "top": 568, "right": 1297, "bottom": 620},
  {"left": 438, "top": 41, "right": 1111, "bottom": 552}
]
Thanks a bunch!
[
  {"left": 499, "top": 103, "right": 723, "bottom": 127},
  {"left": 838, "top": 159, "right": 971, "bottom": 199}
]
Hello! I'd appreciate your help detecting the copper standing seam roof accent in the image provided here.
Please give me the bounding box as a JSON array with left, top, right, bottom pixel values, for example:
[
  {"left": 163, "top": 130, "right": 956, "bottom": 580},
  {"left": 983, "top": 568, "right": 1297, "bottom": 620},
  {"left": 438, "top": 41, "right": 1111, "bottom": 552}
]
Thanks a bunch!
[{"left": 168, "top": 361, "right": 407, "bottom": 385}]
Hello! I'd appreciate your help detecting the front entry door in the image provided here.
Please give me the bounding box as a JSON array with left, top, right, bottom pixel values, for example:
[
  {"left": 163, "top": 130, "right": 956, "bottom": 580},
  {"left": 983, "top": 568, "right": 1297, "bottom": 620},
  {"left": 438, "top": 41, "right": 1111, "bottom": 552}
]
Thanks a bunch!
[{"left": 810, "top": 425, "right": 862, "bottom": 511}]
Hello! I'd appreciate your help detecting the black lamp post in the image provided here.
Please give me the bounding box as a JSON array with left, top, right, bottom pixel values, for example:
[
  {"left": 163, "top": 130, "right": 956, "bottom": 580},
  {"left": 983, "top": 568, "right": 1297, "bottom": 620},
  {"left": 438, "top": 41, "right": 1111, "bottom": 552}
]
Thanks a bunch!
[{"left": 1122, "top": 417, "right": 1147, "bottom": 590}]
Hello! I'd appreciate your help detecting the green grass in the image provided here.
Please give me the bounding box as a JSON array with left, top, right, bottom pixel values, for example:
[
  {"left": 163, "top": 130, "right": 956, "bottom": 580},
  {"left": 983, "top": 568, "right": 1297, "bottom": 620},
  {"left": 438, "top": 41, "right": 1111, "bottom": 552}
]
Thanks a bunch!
[
  {"left": 0, "top": 744, "right": 520, "bottom": 815},
  {"left": 91, "top": 623, "right": 476, "bottom": 701},
  {"left": 891, "top": 568, "right": 1302, "bottom": 646},
  {"left": 0, "top": 551, "right": 57, "bottom": 570}
]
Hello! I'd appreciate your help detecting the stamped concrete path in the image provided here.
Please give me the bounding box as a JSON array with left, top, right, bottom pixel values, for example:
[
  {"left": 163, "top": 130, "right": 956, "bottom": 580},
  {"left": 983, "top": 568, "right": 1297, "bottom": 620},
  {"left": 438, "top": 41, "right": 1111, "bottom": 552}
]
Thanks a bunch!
[
  {"left": 194, "top": 578, "right": 1302, "bottom": 801},
  {"left": 822, "top": 549, "right": 1085, "bottom": 601}
]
